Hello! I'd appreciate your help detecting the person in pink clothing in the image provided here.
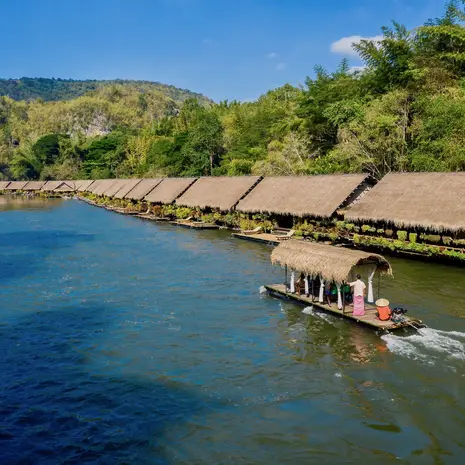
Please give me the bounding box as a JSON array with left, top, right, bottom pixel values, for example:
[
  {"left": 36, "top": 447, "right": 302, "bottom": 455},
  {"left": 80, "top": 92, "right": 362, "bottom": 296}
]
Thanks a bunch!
[{"left": 349, "top": 274, "right": 366, "bottom": 316}]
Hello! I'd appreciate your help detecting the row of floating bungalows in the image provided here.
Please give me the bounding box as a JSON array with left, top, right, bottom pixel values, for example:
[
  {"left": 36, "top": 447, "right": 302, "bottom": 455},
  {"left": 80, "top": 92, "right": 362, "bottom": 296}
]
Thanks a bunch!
[{"left": 1, "top": 173, "right": 465, "bottom": 243}]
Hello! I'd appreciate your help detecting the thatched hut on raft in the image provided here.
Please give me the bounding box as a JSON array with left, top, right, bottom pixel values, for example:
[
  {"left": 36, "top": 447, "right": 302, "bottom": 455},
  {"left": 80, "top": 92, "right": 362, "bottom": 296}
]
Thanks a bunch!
[
  {"left": 144, "top": 177, "right": 198, "bottom": 204},
  {"left": 175, "top": 176, "right": 261, "bottom": 211},
  {"left": 124, "top": 178, "right": 164, "bottom": 201},
  {"left": 0, "top": 181, "right": 10, "bottom": 191},
  {"left": 77, "top": 180, "right": 96, "bottom": 192},
  {"left": 41, "top": 181, "right": 75, "bottom": 193},
  {"left": 270, "top": 240, "right": 391, "bottom": 307},
  {"left": 236, "top": 174, "right": 371, "bottom": 228},
  {"left": 112, "top": 179, "right": 142, "bottom": 199},
  {"left": 5, "top": 181, "right": 28, "bottom": 191},
  {"left": 23, "top": 181, "right": 46, "bottom": 191},
  {"left": 343, "top": 172, "right": 465, "bottom": 237}
]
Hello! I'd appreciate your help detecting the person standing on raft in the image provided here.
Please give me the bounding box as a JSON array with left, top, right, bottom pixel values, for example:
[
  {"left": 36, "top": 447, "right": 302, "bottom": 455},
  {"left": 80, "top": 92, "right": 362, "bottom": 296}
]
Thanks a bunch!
[{"left": 349, "top": 274, "right": 366, "bottom": 316}]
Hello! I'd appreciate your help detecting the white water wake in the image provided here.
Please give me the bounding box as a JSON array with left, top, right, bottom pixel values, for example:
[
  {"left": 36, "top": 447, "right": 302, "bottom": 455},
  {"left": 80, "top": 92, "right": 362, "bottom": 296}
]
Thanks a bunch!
[
  {"left": 382, "top": 327, "right": 465, "bottom": 364},
  {"left": 302, "top": 306, "right": 336, "bottom": 324}
]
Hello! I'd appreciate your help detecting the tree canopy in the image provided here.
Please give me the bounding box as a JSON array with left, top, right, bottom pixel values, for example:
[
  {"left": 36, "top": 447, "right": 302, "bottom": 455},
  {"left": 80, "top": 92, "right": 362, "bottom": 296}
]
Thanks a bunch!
[{"left": 1, "top": 1, "right": 465, "bottom": 181}]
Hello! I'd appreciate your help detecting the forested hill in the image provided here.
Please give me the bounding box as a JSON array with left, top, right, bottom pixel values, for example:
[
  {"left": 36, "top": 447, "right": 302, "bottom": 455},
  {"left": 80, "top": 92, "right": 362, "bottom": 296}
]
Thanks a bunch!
[
  {"left": 0, "top": 77, "right": 211, "bottom": 104},
  {"left": 1, "top": 0, "right": 465, "bottom": 182}
]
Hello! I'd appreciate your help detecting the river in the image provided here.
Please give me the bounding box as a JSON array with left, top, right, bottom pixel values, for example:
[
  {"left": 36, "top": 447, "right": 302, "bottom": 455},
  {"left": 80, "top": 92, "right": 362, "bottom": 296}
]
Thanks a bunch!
[{"left": 1, "top": 197, "right": 464, "bottom": 464}]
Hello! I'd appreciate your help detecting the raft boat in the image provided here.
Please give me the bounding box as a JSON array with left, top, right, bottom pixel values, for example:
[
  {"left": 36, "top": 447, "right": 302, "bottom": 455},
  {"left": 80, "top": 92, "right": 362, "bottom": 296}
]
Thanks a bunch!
[{"left": 265, "top": 240, "right": 425, "bottom": 332}]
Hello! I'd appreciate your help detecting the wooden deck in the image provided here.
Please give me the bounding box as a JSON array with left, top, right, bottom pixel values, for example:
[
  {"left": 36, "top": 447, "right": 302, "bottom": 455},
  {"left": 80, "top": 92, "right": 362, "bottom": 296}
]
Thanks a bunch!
[
  {"left": 232, "top": 232, "right": 280, "bottom": 245},
  {"left": 136, "top": 214, "right": 170, "bottom": 221},
  {"left": 170, "top": 221, "right": 219, "bottom": 230},
  {"left": 265, "top": 284, "right": 424, "bottom": 332}
]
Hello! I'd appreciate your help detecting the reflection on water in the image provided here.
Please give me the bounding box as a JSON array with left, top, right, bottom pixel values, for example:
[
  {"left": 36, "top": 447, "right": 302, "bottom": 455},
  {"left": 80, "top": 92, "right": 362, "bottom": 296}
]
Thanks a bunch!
[
  {"left": 0, "top": 194, "right": 64, "bottom": 211},
  {"left": 0, "top": 197, "right": 465, "bottom": 464}
]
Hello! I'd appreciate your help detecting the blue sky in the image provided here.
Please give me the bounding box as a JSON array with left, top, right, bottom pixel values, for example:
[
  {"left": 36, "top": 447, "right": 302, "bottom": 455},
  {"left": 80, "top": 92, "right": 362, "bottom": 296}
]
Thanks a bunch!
[{"left": 1, "top": 0, "right": 446, "bottom": 101}]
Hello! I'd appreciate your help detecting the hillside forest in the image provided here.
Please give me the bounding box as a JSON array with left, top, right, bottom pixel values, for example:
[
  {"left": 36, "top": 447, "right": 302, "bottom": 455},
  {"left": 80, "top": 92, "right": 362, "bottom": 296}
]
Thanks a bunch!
[{"left": 1, "top": 1, "right": 465, "bottom": 181}]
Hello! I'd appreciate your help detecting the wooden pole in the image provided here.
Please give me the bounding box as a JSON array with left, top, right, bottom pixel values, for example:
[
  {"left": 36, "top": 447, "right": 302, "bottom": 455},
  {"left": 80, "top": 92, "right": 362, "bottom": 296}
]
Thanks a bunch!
[
  {"left": 311, "top": 278, "right": 314, "bottom": 302},
  {"left": 342, "top": 281, "right": 346, "bottom": 314}
]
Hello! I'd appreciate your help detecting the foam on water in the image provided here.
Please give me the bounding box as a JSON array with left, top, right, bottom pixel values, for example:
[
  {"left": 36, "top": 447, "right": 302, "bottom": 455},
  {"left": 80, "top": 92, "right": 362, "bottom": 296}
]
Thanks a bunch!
[
  {"left": 302, "top": 306, "right": 336, "bottom": 324},
  {"left": 382, "top": 327, "right": 465, "bottom": 364},
  {"left": 259, "top": 286, "right": 267, "bottom": 295}
]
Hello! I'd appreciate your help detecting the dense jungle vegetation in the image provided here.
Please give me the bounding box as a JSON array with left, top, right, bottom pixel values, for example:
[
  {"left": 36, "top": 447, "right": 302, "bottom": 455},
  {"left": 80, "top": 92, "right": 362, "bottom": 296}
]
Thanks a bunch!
[{"left": 1, "top": 0, "right": 465, "bottom": 181}]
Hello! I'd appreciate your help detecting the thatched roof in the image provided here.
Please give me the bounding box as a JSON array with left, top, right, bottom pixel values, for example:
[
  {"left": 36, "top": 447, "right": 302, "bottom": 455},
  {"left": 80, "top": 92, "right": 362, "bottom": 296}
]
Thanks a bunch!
[
  {"left": 59, "top": 180, "right": 84, "bottom": 191},
  {"left": 344, "top": 172, "right": 465, "bottom": 232},
  {"left": 92, "top": 179, "right": 118, "bottom": 196},
  {"left": 6, "top": 181, "right": 29, "bottom": 190},
  {"left": 271, "top": 240, "right": 391, "bottom": 283},
  {"left": 176, "top": 176, "right": 261, "bottom": 211},
  {"left": 124, "top": 178, "right": 163, "bottom": 200},
  {"left": 41, "top": 181, "right": 72, "bottom": 192},
  {"left": 87, "top": 179, "right": 105, "bottom": 193},
  {"left": 144, "top": 177, "right": 197, "bottom": 204},
  {"left": 23, "top": 181, "right": 46, "bottom": 191},
  {"left": 236, "top": 175, "right": 368, "bottom": 218},
  {"left": 77, "top": 180, "right": 95, "bottom": 192},
  {"left": 54, "top": 181, "right": 75, "bottom": 192},
  {"left": 100, "top": 179, "right": 134, "bottom": 197},
  {"left": 114, "top": 179, "right": 142, "bottom": 199},
  {"left": 0, "top": 181, "right": 10, "bottom": 190}
]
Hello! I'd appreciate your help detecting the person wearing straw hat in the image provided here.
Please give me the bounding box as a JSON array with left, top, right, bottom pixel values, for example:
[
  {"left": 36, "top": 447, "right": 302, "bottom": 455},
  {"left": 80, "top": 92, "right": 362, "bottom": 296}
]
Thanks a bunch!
[
  {"left": 349, "top": 274, "right": 366, "bottom": 316},
  {"left": 376, "top": 298, "right": 391, "bottom": 321}
]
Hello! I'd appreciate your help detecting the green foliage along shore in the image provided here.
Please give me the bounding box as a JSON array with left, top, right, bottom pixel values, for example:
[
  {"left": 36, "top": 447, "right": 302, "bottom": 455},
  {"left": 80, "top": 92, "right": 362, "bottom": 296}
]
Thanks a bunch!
[{"left": 1, "top": 0, "right": 465, "bottom": 181}]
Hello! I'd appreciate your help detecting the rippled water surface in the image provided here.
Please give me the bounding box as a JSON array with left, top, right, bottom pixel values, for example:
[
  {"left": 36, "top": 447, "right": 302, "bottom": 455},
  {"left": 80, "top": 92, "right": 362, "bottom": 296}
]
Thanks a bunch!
[{"left": 1, "top": 198, "right": 465, "bottom": 464}]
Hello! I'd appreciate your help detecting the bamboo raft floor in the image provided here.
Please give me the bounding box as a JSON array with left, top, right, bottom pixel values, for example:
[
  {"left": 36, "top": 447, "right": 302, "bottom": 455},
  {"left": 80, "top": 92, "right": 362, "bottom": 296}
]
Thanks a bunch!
[
  {"left": 171, "top": 221, "right": 219, "bottom": 230},
  {"left": 265, "top": 284, "right": 424, "bottom": 332}
]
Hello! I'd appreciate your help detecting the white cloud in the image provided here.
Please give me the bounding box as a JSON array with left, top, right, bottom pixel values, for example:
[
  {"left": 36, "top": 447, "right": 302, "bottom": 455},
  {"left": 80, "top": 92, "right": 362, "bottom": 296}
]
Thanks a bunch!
[
  {"left": 267, "top": 52, "right": 278, "bottom": 59},
  {"left": 331, "top": 35, "right": 383, "bottom": 56},
  {"left": 349, "top": 65, "right": 366, "bottom": 74},
  {"left": 275, "top": 62, "right": 286, "bottom": 71}
]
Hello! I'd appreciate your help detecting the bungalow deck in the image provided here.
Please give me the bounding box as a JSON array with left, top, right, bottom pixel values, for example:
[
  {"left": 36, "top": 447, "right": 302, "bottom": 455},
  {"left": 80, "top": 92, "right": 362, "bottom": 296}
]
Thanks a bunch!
[
  {"left": 265, "top": 284, "right": 424, "bottom": 332},
  {"left": 232, "top": 232, "right": 280, "bottom": 245},
  {"left": 136, "top": 214, "right": 170, "bottom": 221},
  {"left": 170, "top": 221, "right": 219, "bottom": 230}
]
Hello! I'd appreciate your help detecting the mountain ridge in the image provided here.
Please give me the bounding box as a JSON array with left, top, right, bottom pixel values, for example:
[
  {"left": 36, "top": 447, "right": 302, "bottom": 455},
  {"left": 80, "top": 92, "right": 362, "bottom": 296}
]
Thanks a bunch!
[{"left": 0, "top": 77, "right": 212, "bottom": 104}]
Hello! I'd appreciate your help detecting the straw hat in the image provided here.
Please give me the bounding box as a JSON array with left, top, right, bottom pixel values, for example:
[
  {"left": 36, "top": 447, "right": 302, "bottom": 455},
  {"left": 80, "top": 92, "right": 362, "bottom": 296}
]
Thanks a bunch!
[{"left": 376, "top": 298, "right": 390, "bottom": 307}]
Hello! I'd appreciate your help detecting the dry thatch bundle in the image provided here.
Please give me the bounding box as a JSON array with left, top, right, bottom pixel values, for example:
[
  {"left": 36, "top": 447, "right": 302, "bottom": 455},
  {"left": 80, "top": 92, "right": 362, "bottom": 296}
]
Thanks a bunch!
[
  {"left": 23, "top": 181, "right": 46, "bottom": 191},
  {"left": 124, "top": 178, "right": 164, "bottom": 200},
  {"left": 77, "top": 180, "right": 95, "bottom": 192},
  {"left": 271, "top": 240, "right": 391, "bottom": 283},
  {"left": 176, "top": 176, "right": 260, "bottom": 211},
  {"left": 5, "top": 181, "right": 28, "bottom": 190},
  {"left": 114, "top": 179, "right": 142, "bottom": 199},
  {"left": 0, "top": 181, "right": 10, "bottom": 190},
  {"left": 236, "top": 174, "right": 368, "bottom": 218},
  {"left": 344, "top": 172, "right": 465, "bottom": 233},
  {"left": 144, "top": 177, "right": 197, "bottom": 204}
]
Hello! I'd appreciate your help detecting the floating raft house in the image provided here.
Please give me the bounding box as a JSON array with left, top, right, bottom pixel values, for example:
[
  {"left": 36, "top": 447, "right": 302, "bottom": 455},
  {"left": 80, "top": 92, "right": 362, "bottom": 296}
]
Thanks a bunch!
[
  {"left": 236, "top": 174, "right": 369, "bottom": 218},
  {"left": 176, "top": 176, "right": 261, "bottom": 211},
  {"left": 124, "top": 178, "right": 164, "bottom": 200},
  {"left": 6, "top": 181, "right": 29, "bottom": 191},
  {"left": 23, "top": 181, "right": 46, "bottom": 191},
  {"left": 0, "top": 181, "right": 10, "bottom": 190},
  {"left": 113, "top": 179, "right": 142, "bottom": 199},
  {"left": 266, "top": 240, "right": 423, "bottom": 331},
  {"left": 344, "top": 172, "right": 465, "bottom": 233},
  {"left": 144, "top": 177, "right": 197, "bottom": 204},
  {"left": 77, "top": 180, "right": 95, "bottom": 192}
]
